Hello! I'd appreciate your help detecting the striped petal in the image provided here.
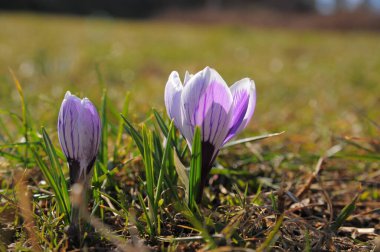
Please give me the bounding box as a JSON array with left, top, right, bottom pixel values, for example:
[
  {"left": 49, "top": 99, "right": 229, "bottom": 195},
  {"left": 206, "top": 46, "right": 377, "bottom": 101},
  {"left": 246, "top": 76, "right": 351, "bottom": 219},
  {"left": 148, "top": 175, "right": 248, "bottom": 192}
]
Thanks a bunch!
[
  {"left": 181, "top": 67, "right": 233, "bottom": 153},
  {"left": 57, "top": 91, "right": 101, "bottom": 185},
  {"left": 58, "top": 91, "right": 81, "bottom": 160},
  {"left": 224, "top": 78, "right": 256, "bottom": 144},
  {"left": 77, "top": 98, "right": 101, "bottom": 175}
]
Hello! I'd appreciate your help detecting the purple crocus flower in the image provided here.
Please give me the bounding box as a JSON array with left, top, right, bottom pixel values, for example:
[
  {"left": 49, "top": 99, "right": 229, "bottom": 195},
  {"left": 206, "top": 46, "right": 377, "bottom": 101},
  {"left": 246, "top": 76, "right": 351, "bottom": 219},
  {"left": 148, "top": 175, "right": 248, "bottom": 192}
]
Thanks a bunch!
[
  {"left": 165, "top": 66, "right": 256, "bottom": 202},
  {"left": 58, "top": 91, "right": 101, "bottom": 186}
]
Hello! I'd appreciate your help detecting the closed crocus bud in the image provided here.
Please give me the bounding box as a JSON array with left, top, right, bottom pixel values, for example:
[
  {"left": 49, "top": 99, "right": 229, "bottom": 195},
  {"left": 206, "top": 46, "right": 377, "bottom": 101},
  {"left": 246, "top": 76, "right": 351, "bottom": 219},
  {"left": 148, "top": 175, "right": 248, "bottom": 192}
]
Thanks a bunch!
[
  {"left": 58, "top": 91, "right": 101, "bottom": 186},
  {"left": 165, "top": 67, "right": 256, "bottom": 202}
]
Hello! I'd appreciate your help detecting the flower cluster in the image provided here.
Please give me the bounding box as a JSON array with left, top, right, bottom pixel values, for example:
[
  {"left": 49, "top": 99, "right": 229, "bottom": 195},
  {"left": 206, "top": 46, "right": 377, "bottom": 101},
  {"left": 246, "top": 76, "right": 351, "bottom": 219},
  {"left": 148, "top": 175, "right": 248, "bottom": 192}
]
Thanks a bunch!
[{"left": 57, "top": 67, "right": 255, "bottom": 204}]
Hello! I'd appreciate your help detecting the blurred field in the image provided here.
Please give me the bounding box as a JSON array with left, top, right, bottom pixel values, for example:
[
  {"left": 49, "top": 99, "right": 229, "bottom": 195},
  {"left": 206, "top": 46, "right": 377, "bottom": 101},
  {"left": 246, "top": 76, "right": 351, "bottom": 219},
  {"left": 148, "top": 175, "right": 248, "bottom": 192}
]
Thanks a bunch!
[
  {"left": 0, "top": 13, "right": 379, "bottom": 152},
  {"left": 0, "top": 13, "right": 379, "bottom": 250}
]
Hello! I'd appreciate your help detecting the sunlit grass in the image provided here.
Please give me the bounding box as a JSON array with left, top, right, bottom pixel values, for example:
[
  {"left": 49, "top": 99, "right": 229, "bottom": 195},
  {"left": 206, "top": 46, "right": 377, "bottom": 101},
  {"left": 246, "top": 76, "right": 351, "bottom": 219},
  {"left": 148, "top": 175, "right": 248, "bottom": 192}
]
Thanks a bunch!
[
  {"left": 0, "top": 13, "right": 379, "bottom": 149},
  {"left": 0, "top": 13, "right": 379, "bottom": 251}
]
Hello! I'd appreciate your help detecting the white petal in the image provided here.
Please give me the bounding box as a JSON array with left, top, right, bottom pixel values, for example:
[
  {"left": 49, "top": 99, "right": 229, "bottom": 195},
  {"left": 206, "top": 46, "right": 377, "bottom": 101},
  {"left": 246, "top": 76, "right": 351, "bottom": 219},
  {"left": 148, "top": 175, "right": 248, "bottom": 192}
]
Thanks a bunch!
[
  {"left": 58, "top": 100, "right": 68, "bottom": 157},
  {"left": 184, "top": 71, "right": 193, "bottom": 84},
  {"left": 164, "top": 71, "right": 183, "bottom": 131}
]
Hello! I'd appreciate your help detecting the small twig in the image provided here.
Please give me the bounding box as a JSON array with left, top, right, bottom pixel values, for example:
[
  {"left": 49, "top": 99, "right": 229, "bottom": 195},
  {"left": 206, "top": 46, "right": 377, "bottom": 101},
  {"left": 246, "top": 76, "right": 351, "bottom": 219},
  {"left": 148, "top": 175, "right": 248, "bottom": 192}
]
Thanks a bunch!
[
  {"left": 158, "top": 234, "right": 224, "bottom": 242},
  {"left": 316, "top": 176, "right": 334, "bottom": 225},
  {"left": 285, "top": 203, "right": 326, "bottom": 214},
  {"left": 350, "top": 208, "right": 380, "bottom": 218},
  {"left": 296, "top": 157, "right": 324, "bottom": 199},
  {"left": 0, "top": 191, "right": 17, "bottom": 206},
  {"left": 296, "top": 145, "right": 343, "bottom": 200},
  {"left": 27, "top": 185, "right": 54, "bottom": 196},
  {"left": 101, "top": 194, "right": 118, "bottom": 217}
]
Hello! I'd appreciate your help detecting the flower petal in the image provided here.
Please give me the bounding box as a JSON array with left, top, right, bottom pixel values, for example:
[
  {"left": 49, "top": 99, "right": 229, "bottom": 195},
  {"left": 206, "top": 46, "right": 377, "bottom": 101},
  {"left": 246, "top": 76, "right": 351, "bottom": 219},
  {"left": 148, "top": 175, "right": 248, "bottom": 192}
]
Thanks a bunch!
[
  {"left": 224, "top": 78, "right": 256, "bottom": 144},
  {"left": 164, "top": 71, "right": 183, "bottom": 131},
  {"left": 181, "top": 67, "right": 233, "bottom": 152},
  {"left": 184, "top": 71, "right": 193, "bottom": 84},
  {"left": 58, "top": 91, "right": 81, "bottom": 160},
  {"left": 78, "top": 98, "right": 101, "bottom": 175}
]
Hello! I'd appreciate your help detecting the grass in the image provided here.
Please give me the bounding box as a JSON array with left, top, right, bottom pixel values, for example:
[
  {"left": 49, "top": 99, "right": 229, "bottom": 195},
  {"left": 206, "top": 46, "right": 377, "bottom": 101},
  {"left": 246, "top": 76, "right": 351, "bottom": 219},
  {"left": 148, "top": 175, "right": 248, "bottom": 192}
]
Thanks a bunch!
[{"left": 0, "top": 12, "right": 379, "bottom": 251}]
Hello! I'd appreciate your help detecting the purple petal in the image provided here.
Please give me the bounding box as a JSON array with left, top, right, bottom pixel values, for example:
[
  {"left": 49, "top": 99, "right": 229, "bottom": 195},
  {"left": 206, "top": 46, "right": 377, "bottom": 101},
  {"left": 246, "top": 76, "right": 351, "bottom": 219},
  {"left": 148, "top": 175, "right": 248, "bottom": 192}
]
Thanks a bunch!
[
  {"left": 164, "top": 71, "right": 183, "bottom": 131},
  {"left": 58, "top": 91, "right": 81, "bottom": 160},
  {"left": 181, "top": 67, "right": 233, "bottom": 153},
  {"left": 78, "top": 98, "right": 101, "bottom": 174},
  {"left": 58, "top": 91, "right": 101, "bottom": 185},
  {"left": 57, "top": 91, "right": 101, "bottom": 168},
  {"left": 223, "top": 78, "right": 256, "bottom": 144}
]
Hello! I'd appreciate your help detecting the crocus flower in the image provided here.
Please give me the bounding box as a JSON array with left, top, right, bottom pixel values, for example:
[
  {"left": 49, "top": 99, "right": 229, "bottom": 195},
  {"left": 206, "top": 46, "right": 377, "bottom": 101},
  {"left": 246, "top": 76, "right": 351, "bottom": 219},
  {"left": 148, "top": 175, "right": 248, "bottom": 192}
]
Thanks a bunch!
[
  {"left": 58, "top": 91, "right": 101, "bottom": 186},
  {"left": 165, "top": 67, "right": 256, "bottom": 202}
]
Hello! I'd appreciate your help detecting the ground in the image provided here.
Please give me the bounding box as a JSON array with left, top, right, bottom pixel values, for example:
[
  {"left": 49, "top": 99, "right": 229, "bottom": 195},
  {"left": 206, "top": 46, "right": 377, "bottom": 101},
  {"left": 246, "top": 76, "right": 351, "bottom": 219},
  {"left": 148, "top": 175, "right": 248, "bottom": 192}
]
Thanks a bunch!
[{"left": 0, "top": 12, "right": 379, "bottom": 251}]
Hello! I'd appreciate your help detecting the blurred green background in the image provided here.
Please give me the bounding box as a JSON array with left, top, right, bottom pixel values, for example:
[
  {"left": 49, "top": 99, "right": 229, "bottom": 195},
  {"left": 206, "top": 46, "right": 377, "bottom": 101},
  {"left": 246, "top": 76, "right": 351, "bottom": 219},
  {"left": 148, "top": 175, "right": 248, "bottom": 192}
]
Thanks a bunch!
[{"left": 0, "top": 13, "right": 379, "bottom": 152}]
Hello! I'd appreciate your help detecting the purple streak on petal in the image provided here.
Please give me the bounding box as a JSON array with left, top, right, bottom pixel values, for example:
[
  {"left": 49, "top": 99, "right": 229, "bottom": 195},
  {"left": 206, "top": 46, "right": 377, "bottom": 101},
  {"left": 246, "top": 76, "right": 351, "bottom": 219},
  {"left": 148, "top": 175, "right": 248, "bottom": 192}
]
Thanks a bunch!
[
  {"left": 70, "top": 110, "right": 75, "bottom": 158},
  {"left": 202, "top": 82, "right": 231, "bottom": 147},
  {"left": 223, "top": 79, "right": 256, "bottom": 145},
  {"left": 179, "top": 102, "right": 195, "bottom": 148},
  {"left": 66, "top": 114, "right": 73, "bottom": 158},
  {"left": 78, "top": 98, "right": 101, "bottom": 172},
  {"left": 58, "top": 91, "right": 101, "bottom": 184},
  {"left": 181, "top": 67, "right": 232, "bottom": 147},
  {"left": 181, "top": 67, "right": 232, "bottom": 151},
  {"left": 58, "top": 110, "right": 68, "bottom": 157},
  {"left": 62, "top": 95, "right": 80, "bottom": 159},
  {"left": 224, "top": 90, "right": 249, "bottom": 142}
]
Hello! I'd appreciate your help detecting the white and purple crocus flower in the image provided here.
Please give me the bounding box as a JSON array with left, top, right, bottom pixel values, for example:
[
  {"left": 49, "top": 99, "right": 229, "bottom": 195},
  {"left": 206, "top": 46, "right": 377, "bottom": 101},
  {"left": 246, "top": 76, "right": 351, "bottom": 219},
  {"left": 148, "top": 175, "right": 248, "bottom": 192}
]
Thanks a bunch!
[
  {"left": 165, "top": 67, "right": 256, "bottom": 202},
  {"left": 58, "top": 91, "right": 101, "bottom": 186}
]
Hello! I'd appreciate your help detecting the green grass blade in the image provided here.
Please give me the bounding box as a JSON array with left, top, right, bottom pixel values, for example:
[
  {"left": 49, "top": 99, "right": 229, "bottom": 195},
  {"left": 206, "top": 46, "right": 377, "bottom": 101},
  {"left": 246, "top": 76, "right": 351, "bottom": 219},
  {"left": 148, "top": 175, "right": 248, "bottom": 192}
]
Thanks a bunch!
[
  {"left": 137, "top": 192, "right": 153, "bottom": 236},
  {"left": 256, "top": 214, "right": 284, "bottom": 252},
  {"left": 99, "top": 88, "right": 108, "bottom": 166},
  {"left": 121, "top": 114, "right": 144, "bottom": 156},
  {"left": 174, "top": 202, "right": 216, "bottom": 249},
  {"left": 10, "top": 69, "right": 30, "bottom": 166},
  {"left": 41, "top": 128, "right": 70, "bottom": 216},
  {"left": 0, "top": 142, "right": 40, "bottom": 148},
  {"left": 334, "top": 153, "right": 380, "bottom": 161},
  {"left": 9, "top": 70, "right": 28, "bottom": 143},
  {"left": 142, "top": 125, "right": 155, "bottom": 202},
  {"left": 173, "top": 147, "right": 189, "bottom": 198},
  {"left": 0, "top": 150, "right": 30, "bottom": 163},
  {"left": 42, "top": 128, "right": 60, "bottom": 180},
  {"left": 189, "top": 127, "right": 202, "bottom": 210},
  {"left": 0, "top": 116, "right": 14, "bottom": 143},
  {"left": 154, "top": 120, "right": 174, "bottom": 207},
  {"left": 153, "top": 109, "right": 168, "bottom": 137},
  {"left": 222, "top": 131, "right": 284, "bottom": 149},
  {"left": 152, "top": 131, "right": 163, "bottom": 175},
  {"left": 33, "top": 147, "right": 70, "bottom": 223},
  {"left": 330, "top": 194, "right": 359, "bottom": 232},
  {"left": 115, "top": 92, "right": 130, "bottom": 154}
]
